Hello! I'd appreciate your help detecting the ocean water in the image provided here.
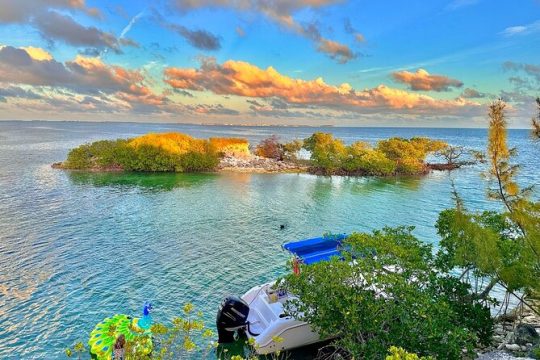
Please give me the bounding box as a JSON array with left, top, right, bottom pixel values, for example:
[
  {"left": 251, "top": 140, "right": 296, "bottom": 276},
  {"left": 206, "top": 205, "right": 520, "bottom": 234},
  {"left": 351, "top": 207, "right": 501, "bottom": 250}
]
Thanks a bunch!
[{"left": 0, "top": 121, "right": 538, "bottom": 359}]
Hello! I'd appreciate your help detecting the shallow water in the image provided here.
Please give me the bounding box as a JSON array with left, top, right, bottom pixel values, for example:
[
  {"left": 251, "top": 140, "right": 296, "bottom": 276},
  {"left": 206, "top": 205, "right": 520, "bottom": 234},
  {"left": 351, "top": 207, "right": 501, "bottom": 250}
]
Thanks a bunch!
[{"left": 0, "top": 121, "right": 538, "bottom": 359}]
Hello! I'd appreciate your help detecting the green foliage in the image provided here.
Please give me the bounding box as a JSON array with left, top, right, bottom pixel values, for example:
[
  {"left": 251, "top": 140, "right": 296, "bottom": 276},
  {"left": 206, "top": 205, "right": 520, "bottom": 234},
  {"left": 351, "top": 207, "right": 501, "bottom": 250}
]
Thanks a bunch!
[
  {"left": 63, "top": 137, "right": 219, "bottom": 173},
  {"left": 303, "top": 132, "right": 347, "bottom": 174},
  {"left": 386, "top": 346, "right": 434, "bottom": 360},
  {"left": 303, "top": 133, "right": 445, "bottom": 176},
  {"left": 66, "top": 304, "right": 216, "bottom": 360},
  {"left": 281, "top": 139, "right": 303, "bottom": 161},
  {"left": 280, "top": 227, "right": 493, "bottom": 360},
  {"left": 342, "top": 143, "right": 397, "bottom": 176},
  {"left": 376, "top": 137, "right": 445, "bottom": 174},
  {"left": 437, "top": 100, "right": 540, "bottom": 313}
]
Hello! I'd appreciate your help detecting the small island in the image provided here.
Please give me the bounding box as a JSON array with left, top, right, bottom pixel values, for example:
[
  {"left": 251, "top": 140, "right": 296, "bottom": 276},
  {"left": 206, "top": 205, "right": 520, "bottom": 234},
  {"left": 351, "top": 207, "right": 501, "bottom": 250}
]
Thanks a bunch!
[{"left": 53, "top": 131, "right": 468, "bottom": 176}]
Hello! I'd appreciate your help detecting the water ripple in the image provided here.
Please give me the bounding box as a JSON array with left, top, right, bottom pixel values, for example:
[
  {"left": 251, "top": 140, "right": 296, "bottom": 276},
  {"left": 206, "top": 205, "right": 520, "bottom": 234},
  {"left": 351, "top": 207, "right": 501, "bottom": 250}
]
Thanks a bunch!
[{"left": 0, "top": 122, "right": 538, "bottom": 358}]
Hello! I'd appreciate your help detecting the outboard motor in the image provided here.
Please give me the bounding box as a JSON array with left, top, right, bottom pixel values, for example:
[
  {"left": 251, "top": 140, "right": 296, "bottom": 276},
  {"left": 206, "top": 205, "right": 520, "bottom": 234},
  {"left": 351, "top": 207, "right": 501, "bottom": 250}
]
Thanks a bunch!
[{"left": 216, "top": 295, "right": 250, "bottom": 343}]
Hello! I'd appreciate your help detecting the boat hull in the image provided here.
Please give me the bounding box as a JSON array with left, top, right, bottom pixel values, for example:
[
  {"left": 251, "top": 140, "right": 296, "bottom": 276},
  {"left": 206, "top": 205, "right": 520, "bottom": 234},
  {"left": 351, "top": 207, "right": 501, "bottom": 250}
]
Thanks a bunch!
[{"left": 241, "top": 282, "right": 324, "bottom": 355}]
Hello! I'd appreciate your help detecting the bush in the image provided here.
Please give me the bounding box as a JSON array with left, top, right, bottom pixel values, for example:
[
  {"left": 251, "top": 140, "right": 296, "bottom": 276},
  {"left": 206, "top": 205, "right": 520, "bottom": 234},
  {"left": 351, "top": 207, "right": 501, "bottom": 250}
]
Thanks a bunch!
[
  {"left": 303, "top": 133, "right": 446, "bottom": 176},
  {"left": 254, "top": 135, "right": 284, "bottom": 160},
  {"left": 64, "top": 139, "right": 129, "bottom": 170},
  {"left": 280, "top": 227, "right": 493, "bottom": 359},
  {"left": 375, "top": 137, "right": 445, "bottom": 175},
  {"left": 63, "top": 133, "right": 223, "bottom": 173},
  {"left": 342, "top": 143, "right": 397, "bottom": 176},
  {"left": 303, "top": 132, "right": 347, "bottom": 174},
  {"left": 209, "top": 137, "right": 250, "bottom": 158}
]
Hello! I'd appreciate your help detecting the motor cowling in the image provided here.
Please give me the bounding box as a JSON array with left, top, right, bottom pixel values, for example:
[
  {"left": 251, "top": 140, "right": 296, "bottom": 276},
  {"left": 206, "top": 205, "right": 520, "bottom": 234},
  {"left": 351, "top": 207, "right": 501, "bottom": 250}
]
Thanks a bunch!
[{"left": 216, "top": 295, "right": 250, "bottom": 343}]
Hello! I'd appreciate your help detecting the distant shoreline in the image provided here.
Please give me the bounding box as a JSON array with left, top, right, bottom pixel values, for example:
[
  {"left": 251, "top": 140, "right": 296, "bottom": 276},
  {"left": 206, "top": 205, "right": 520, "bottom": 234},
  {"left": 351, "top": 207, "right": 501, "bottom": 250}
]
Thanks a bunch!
[{"left": 1, "top": 119, "right": 533, "bottom": 130}]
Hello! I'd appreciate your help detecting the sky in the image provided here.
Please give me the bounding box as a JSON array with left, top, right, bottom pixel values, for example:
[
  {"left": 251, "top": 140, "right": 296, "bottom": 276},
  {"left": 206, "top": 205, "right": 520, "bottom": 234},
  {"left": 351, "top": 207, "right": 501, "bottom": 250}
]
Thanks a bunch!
[{"left": 0, "top": 0, "right": 538, "bottom": 127}]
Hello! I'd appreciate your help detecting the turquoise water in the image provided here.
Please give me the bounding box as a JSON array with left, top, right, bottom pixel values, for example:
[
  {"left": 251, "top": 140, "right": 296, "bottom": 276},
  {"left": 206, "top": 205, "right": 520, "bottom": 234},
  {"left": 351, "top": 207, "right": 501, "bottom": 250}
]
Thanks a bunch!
[{"left": 0, "top": 121, "right": 538, "bottom": 359}]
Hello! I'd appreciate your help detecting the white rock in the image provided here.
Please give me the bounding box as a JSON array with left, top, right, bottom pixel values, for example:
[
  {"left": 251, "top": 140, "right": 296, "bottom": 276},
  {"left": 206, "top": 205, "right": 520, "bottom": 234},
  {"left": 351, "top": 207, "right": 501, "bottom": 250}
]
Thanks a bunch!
[{"left": 504, "top": 343, "right": 520, "bottom": 351}]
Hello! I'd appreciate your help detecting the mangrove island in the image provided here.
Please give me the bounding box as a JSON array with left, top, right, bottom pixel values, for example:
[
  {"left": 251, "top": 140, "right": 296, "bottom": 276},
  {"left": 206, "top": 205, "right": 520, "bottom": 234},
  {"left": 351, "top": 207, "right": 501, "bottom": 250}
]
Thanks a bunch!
[{"left": 53, "top": 132, "right": 469, "bottom": 176}]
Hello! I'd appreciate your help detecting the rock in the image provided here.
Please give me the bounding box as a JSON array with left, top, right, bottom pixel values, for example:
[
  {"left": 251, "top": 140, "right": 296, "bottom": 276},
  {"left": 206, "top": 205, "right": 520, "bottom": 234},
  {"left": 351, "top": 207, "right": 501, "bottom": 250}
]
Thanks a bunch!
[
  {"left": 497, "top": 313, "right": 519, "bottom": 323},
  {"left": 515, "top": 324, "right": 540, "bottom": 346},
  {"left": 505, "top": 344, "right": 520, "bottom": 351},
  {"left": 477, "top": 350, "right": 532, "bottom": 359}
]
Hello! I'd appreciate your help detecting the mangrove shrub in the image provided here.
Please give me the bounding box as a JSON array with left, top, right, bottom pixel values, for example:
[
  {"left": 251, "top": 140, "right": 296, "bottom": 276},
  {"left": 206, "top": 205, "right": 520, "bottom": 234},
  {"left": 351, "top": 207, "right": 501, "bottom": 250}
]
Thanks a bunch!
[{"left": 280, "top": 227, "right": 493, "bottom": 359}]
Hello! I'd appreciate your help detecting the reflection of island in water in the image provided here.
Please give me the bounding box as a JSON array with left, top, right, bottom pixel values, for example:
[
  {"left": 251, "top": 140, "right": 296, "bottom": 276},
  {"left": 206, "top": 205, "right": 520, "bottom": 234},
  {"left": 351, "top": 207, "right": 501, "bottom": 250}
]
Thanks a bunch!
[
  {"left": 308, "top": 174, "right": 423, "bottom": 201},
  {"left": 67, "top": 170, "right": 426, "bottom": 195},
  {"left": 67, "top": 171, "right": 217, "bottom": 191}
]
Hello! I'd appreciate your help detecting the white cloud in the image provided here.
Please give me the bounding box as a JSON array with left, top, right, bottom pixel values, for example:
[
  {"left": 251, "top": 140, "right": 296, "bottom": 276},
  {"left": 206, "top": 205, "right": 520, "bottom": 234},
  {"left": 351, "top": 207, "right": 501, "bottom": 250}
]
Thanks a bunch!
[{"left": 500, "top": 20, "right": 540, "bottom": 37}]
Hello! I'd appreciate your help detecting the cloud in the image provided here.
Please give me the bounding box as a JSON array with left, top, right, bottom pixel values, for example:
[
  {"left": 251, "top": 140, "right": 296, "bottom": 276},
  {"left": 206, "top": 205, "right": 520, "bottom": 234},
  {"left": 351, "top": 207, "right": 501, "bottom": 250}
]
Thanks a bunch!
[
  {"left": 317, "top": 39, "right": 356, "bottom": 63},
  {"left": 0, "top": 46, "right": 166, "bottom": 109},
  {"left": 503, "top": 61, "right": 540, "bottom": 82},
  {"left": 354, "top": 33, "right": 366, "bottom": 43},
  {"left": 236, "top": 26, "right": 246, "bottom": 37},
  {"left": 392, "top": 69, "right": 463, "bottom": 91},
  {"left": 169, "top": 0, "right": 356, "bottom": 63},
  {"left": 0, "top": 2, "right": 135, "bottom": 53},
  {"left": 172, "top": 89, "right": 194, "bottom": 97},
  {"left": 187, "top": 103, "right": 240, "bottom": 115},
  {"left": 172, "top": 0, "right": 341, "bottom": 26},
  {"left": 500, "top": 20, "right": 540, "bottom": 37},
  {"left": 0, "top": 0, "right": 100, "bottom": 23},
  {"left": 120, "top": 10, "right": 146, "bottom": 39},
  {"left": 20, "top": 46, "right": 53, "bottom": 61},
  {"left": 168, "top": 24, "right": 221, "bottom": 50},
  {"left": 0, "top": 85, "right": 43, "bottom": 102},
  {"left": 461, "top": 88, "right": 486, "bottom": 98},
  {"left": 298, "top": 21, "right": 357, "bottom": 63},
  {"left": 152, "top": 11, "right": 221, "bottom": 51},
  {"left": 344, "top": 17, "right": 365, "bottom": 43},
  {"left": 164, "top": 58, "right": 479, "bottom": 114},
  {"left": 445, "top": 0, "right": 480, "bottom": 11},
  {"left": 33, "top": 11, "right": 137, "bottom": 53}
]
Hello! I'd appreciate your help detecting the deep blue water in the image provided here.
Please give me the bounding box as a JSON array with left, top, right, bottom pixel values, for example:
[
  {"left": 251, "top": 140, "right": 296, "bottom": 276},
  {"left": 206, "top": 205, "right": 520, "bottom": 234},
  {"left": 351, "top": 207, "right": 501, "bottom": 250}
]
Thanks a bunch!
[{"left": 0, "top": 121, "right": 538, "bottom": 359}]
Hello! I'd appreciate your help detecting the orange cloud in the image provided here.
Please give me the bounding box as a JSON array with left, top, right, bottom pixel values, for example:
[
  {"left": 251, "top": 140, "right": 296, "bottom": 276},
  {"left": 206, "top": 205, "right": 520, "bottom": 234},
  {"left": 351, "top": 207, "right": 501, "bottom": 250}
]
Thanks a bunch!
[
  {"left": 164, "top": 58, "right": 479, "bottom": 113},
  {"left": 392, "top": 68, "right": 463, "bottom": 92},
  {"left": 21, "top": 46, "right": 53, "bottom": 61},
  {"left": 0, "top": 46, "right": 166, "bottom": 109}
]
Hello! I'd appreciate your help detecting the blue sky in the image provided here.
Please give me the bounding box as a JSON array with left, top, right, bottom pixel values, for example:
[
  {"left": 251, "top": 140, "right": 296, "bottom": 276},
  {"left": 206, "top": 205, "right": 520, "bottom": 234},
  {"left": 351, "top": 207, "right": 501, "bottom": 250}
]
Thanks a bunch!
[{"left": 0, "top": 0, "right": 538, "bottom": 127}]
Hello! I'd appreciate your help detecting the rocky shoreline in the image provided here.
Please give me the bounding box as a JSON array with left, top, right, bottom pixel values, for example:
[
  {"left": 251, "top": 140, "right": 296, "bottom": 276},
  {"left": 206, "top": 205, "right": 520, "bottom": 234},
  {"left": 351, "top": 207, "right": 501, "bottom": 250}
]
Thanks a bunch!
[
  {"left": 216, "top": 155, "right": 308, "bottom": 173},
  {"left": 477, "top": 301, "right": 540, "bottom": 359}
]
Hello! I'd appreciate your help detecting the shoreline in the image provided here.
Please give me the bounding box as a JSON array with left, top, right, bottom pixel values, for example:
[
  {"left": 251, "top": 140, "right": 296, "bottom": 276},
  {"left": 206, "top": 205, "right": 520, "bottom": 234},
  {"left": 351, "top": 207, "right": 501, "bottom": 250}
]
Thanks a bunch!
[
  {"left": 52, "top": 156, "right": 462, "bottom": 176},
  {"left": 477, "top": 300, "right": 540, "bottom": 359}
]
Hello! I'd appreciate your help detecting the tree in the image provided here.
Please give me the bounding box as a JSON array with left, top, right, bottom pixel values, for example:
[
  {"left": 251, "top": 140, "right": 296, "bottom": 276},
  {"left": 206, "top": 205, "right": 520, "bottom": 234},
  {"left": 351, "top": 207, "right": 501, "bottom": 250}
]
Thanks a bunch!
[
  {"left": 280, "top": 227, "right": 492, "bottom": 360},
  {"left": 254, "top": 135, "right": 283, "bottom": 160},
  {"left": 303, "top": 133, "right": 347, "bottom": 174},
  {"left": 434, "top": 145, "right": 465, "bottom": 166},
  {"left": 533, "top": 97, "right": 540, "bottom": 139},
  {"left": 62, "top": 133, "right": 223, "bottom": 173},
  {"left": 281, "top": 139, "right": 303, "bottom": 161},
  {"left": 436, "top": 99, "right": 540, "bottom": 310},
  {"left": 376, "top": 137, "right": 446, "bottom": 174}
]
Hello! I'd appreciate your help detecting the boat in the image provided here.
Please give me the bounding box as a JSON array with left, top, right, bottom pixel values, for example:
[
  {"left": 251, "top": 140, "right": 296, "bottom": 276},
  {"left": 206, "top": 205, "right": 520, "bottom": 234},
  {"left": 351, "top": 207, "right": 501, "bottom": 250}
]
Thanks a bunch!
[{"left": 216, "top": 233, "right": 348, "bottom": 355}]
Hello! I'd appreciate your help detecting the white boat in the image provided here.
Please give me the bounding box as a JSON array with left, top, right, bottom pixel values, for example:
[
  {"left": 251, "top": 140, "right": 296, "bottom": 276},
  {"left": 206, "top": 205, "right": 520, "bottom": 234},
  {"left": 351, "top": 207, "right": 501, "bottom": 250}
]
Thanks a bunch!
[{"left": 216, "top": 234, "right": 347, "bottom": 355}]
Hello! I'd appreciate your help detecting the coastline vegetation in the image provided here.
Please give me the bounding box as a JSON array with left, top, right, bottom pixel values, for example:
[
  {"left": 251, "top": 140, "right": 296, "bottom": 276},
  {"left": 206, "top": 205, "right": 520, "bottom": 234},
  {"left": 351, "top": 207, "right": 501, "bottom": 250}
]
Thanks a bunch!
[
  {"left": 61, "top": 133, "right": 249, "bottom": 173},
  {"left": 59, "top": 131, "right": 458, "bottom": 176},
  {"left": 64, "top": 99, "right": 540, "bottom": 359},
  {"left": 280, "top": 99, "right": 540, "bottom": 359},
  {"left": 303, "top": 133, "right": 448, "bottom": 175}
]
